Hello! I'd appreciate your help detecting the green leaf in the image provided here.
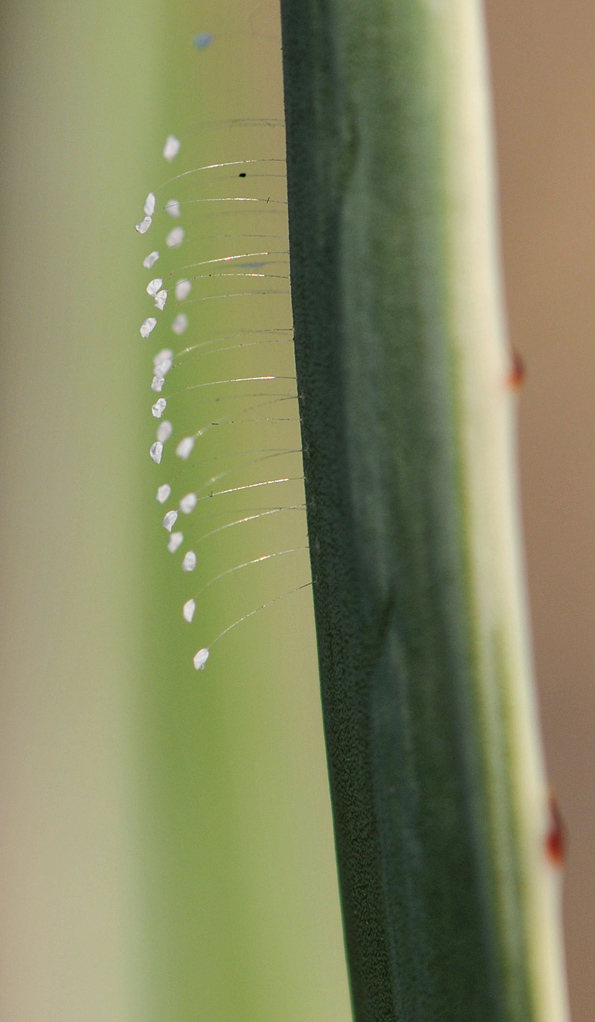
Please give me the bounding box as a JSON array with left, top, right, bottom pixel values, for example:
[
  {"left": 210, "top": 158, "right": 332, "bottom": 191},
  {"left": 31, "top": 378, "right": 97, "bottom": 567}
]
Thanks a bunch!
[{"left": 280, "top": 1, "right": 569, "bottom": 1019}]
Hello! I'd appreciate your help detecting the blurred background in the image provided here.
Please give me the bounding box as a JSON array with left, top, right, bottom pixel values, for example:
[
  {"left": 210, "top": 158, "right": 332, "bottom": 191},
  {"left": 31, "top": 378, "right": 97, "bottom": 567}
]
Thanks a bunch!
[
  {"left": 485, "top": 2, "right": 595, "bottom": 1017},
  {"left": 0, "top": 0, "right": 592, "bottom": 1019}
]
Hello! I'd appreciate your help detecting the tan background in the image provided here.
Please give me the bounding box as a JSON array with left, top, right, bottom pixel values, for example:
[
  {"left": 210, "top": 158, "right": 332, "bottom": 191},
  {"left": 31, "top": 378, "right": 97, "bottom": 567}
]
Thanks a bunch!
[{"left": 485, "top": 1, "right": 595, "bottom": 1017}]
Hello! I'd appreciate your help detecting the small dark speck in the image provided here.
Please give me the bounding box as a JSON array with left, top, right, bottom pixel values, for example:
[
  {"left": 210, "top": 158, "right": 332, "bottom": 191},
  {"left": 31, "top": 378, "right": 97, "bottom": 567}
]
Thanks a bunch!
[
  {"left": 193, "top": 32, "right": 213, "bottom": 50},
  {"left": 239, "top": 172, "right": 247, "bottom": 177}
]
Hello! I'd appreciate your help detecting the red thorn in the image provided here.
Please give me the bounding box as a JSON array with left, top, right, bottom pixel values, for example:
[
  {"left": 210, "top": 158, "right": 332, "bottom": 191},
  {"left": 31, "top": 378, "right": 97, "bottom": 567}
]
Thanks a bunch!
[
  {"left": 545, "top": 791, "right": 566, "bottom": 869},
  {"left": 507, "top": 350, "right": 526, "bottom": 391}
]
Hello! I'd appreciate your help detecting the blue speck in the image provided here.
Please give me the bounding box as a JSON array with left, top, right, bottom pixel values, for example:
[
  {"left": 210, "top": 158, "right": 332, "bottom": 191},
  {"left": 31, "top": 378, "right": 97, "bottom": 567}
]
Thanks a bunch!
[{"left": 193, "top": 32, "right": 213, "bottom": 50}]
